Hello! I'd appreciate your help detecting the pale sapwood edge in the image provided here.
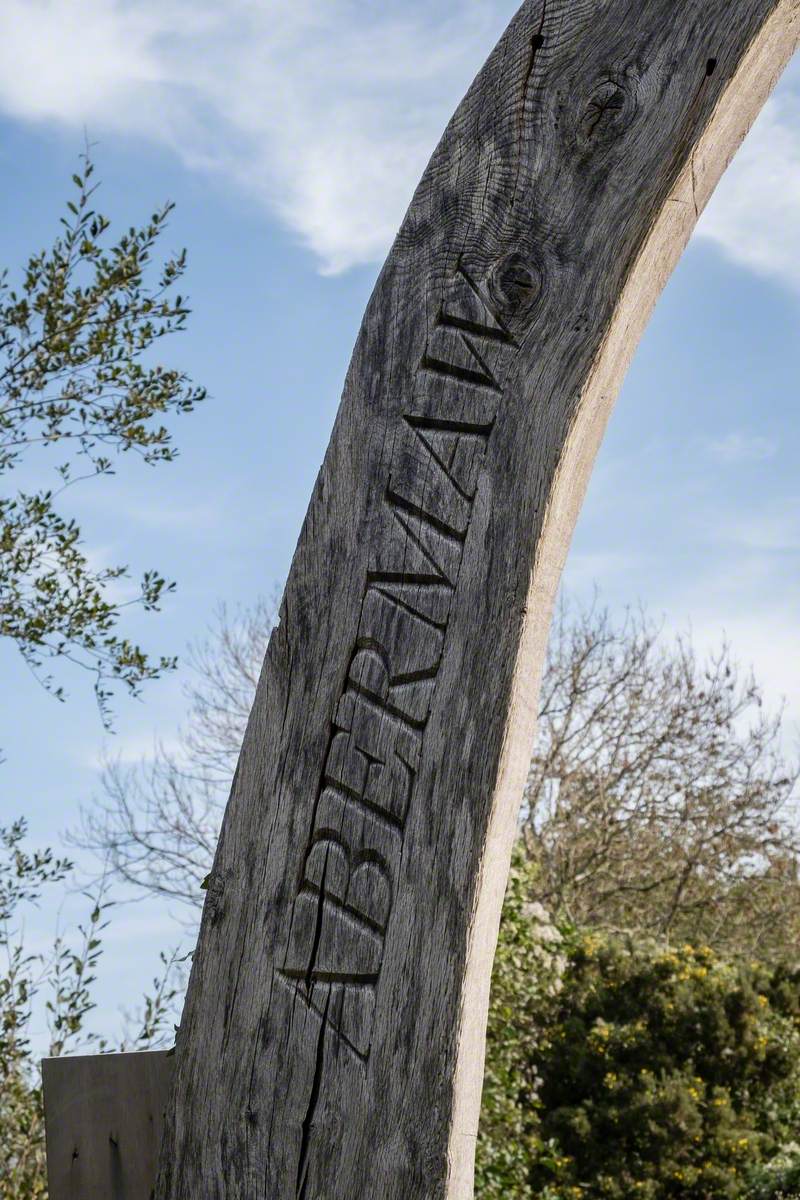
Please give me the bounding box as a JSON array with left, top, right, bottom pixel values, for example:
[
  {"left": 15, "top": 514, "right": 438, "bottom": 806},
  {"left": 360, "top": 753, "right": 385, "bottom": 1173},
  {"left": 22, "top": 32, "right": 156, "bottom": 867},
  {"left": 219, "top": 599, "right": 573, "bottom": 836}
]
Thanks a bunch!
[
  {"left": 449, "top": 5, "right": 800, "bottom": 1197},
  {"left": 152, "top": 3, "right": 800, "bottom": 1199}
]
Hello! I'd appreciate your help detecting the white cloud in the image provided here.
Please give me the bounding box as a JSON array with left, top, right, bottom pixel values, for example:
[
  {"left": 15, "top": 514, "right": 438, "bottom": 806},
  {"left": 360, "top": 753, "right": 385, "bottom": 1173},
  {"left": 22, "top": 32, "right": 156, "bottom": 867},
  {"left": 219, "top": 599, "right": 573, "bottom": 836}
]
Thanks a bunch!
[
  {"left": 0, "top": 0, "right": 514, "bottom": 273},
  {"left": 0, "top": 2, "right": 798, "bottom": 278},
  {"left": 81, "top": 729, "right": 183, "bottom": 770},
  {"left": 0, "top": 1, "right": 164, "bottom": 122},
  {"left": 706, "top": 431, "right": 779, "bottom": 464},
  {"left": 698, "top": 89, "right": 800, "bottom": 292},
  {"left": 714, "top": 504, "right": 800, "bottom": 553},
  {"left": 562, "top": 549, "right": 647, "bottom": 590}
]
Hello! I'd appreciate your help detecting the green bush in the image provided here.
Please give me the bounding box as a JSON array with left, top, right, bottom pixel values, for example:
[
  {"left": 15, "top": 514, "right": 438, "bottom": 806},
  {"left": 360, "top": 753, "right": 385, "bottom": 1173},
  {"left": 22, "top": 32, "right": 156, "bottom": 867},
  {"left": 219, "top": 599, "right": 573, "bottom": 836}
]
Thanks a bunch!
[
  {"left": 745, "top": 1152, "right": 800, "bottom": 1199},
  {"left": 477, "top": 857, "right": 800, "bottom": 1199},
  {"left": 1, "top": 821, "right": 71, "bottom": 1198},
  {"left": 476, "top": 853, "right": 567, "bottom": 1197}
]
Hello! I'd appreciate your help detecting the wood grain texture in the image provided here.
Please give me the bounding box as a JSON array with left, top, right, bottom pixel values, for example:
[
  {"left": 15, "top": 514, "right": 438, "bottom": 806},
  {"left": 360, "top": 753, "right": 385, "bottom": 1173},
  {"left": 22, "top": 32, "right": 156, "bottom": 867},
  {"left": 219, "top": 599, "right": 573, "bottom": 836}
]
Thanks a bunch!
[
  {"left": 154, "top": 4, "right": 800, "bottom": 1198},
  {"left": 43, "top": 1050, "right": 173, "bottom": 1200}
]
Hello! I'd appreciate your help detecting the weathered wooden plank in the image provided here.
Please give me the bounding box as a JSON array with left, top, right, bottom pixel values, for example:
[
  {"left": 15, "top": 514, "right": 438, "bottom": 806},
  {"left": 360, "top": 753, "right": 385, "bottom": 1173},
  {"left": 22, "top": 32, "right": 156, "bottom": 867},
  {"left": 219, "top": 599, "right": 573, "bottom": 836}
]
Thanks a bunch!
[
  {"left": 154, "top": 3, "right": 800, "bottom": 1198},
  {"left": 43, "top": 1050, "right": 173, "bottom": 1200}
]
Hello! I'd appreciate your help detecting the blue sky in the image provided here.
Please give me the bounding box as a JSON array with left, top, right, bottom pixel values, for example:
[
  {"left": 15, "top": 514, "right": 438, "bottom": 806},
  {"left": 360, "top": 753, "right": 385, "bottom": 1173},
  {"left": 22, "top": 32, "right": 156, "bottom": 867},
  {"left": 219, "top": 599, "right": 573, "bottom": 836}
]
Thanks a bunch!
[{"left": 0, "top": 0, "right": 798, "bottom": 1046}]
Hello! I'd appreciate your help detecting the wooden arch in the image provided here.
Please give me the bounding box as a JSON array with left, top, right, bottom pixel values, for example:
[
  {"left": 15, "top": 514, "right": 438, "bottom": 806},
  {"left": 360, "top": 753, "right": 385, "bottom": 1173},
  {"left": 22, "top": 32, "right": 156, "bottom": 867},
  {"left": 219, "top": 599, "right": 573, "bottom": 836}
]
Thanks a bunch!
[{"left": 155, "top": 3, "right": 800, "bottom": 1198}]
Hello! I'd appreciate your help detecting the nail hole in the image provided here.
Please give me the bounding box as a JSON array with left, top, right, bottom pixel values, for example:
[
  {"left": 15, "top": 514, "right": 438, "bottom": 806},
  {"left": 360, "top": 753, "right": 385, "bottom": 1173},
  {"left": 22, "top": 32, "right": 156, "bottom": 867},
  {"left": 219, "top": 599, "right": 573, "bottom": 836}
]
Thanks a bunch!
[{"left": 531, "top": 34, "right": 544, "bottom": 50}]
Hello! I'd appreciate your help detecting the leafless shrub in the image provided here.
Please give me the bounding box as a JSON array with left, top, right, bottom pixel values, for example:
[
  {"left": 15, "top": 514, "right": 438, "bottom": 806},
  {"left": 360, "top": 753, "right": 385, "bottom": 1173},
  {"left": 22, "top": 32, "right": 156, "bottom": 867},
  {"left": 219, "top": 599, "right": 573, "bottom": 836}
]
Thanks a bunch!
[{"left": 523, "top": 596, "right": 800, "bottom": 959}]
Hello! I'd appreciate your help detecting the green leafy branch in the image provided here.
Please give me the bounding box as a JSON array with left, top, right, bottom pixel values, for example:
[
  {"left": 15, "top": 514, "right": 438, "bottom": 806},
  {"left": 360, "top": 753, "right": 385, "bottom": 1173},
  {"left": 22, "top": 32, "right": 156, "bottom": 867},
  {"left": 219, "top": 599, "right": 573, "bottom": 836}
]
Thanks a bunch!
[{"left": 0, "top": 149, "right": 206, "bottom": 724}]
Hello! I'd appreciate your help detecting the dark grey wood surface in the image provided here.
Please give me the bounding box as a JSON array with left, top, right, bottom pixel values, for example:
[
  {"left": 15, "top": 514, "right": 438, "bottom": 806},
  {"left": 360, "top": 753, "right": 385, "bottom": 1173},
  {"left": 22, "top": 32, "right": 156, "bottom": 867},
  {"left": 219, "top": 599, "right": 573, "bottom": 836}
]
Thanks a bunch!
[
  {"left": 43, "top": 1050, "right": 173, "bottom": 1200},
  {"left": 153, "top": 3, "right": 799, "bottom": 1197}
]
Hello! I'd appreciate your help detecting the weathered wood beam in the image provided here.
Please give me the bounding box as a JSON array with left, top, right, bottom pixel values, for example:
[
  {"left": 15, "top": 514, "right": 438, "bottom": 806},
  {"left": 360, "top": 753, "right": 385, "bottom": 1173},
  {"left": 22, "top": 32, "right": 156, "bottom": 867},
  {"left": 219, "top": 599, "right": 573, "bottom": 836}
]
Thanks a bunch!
[{"left": 154, "top": 3, "right": 800, "bottom": 1198}]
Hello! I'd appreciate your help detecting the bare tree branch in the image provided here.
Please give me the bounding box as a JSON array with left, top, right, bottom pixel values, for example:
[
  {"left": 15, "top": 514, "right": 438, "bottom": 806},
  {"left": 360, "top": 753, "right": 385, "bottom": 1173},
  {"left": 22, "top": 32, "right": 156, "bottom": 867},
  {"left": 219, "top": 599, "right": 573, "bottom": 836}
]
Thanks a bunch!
[
  {"left": 74, "top": 595, "right": 277, "bottom": 921},
  {"left": 523, "top": 596, "right": 800, "bottom": 959},
  {"left": 76, "top": 590, "right": 800, "bottom": 959}
]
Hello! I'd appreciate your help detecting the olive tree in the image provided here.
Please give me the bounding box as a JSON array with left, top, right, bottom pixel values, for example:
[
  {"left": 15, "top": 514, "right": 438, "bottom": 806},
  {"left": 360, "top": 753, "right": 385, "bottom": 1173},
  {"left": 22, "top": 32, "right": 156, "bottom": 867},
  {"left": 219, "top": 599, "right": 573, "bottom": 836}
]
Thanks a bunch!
[{"left": 1, "top": 150, "right": 205, "bottom": 726}]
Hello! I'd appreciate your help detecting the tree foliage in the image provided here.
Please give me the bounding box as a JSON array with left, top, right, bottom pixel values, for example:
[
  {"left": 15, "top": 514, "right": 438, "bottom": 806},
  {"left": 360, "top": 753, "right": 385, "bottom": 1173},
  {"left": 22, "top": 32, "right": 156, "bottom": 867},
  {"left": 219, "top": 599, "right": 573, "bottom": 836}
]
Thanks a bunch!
[
  {"left": 1, "top": 151, "right": 205, "bottom": 722},
  {"left": 476, "top": 852, "right": 566, "bottom": 1198},
  {"left": 746, "top": 1157, "right": 800, "bottom": 1200},
  {"left": 476, "top": 858, "right": 800, "bottom": 1200},
  {"left": 0, "top": 822, "right": 70, "bottom": 1198}
]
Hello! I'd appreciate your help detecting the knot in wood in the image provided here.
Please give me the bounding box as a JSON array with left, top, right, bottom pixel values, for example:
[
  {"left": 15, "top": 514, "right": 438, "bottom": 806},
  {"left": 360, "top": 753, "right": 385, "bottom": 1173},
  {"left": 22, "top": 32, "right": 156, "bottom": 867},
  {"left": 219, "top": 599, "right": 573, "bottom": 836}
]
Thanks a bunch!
[
  {"left": 205, "top": 870, "right": 227, "bottom": 925},
  {"left": 578, "top": 73, "right": 638, "bottom": 146},
  {"left": 487, "top": 251, "right": 542, "bottom": 316}
]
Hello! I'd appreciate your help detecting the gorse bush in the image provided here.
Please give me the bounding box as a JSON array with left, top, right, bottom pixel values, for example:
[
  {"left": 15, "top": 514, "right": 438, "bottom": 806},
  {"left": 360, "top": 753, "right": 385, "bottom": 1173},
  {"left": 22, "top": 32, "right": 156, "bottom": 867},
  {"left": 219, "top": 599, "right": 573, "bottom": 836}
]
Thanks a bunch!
[
  {"left": 532, "top": 940, "right": 800, "bottom": 1199},
  {"left": 476, "top": 857, "right": 800, "bottom": 1199}
]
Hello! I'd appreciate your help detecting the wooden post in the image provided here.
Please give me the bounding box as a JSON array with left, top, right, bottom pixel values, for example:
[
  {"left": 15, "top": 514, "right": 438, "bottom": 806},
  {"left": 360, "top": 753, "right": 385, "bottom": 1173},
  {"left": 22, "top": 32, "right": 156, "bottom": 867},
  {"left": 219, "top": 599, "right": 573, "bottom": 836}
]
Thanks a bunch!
[
  {"left": 42, "top": 1051, "right": 173, "bottom": 1200},
  {"left": 147, "top": 2, "right": 799, "bottom": 1198}
]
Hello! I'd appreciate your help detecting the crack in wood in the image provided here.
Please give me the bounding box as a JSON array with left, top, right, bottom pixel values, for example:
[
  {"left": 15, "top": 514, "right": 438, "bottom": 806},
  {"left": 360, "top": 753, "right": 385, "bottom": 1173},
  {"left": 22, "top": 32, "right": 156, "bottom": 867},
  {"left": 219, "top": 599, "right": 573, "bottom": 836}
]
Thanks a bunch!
[{"left": 295, "top": 989, "right": 332, "bottom": 1200}]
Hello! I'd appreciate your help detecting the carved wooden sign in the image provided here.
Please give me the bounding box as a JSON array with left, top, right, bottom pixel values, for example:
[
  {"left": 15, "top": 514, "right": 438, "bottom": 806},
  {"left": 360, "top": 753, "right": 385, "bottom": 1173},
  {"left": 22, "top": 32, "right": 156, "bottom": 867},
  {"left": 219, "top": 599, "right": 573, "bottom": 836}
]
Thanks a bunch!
[
  {"left": 154, "top": 3, "right": 799, "bottom": 1198},
  {"left": 43, "top": 2, "right": 800, "bottom": 1199}
]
